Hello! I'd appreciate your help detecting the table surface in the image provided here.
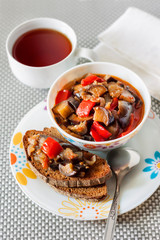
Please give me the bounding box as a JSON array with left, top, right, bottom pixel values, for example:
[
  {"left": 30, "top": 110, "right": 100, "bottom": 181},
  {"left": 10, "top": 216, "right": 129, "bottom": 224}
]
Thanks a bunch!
[{"left": 1, "top": 0, "right": 160, "bottom": 239}]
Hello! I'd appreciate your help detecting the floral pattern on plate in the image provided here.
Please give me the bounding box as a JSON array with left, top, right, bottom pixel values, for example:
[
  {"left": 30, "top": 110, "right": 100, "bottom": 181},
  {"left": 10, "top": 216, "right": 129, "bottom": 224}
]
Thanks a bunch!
[
  {"left": 10, "top": 132, "right": 37, "bottom": 185},
  {"left": 143, "top": 151, "right": 160, "bottom": 179},
  {"left": 58, "top": 195, "right": 116, "bottom": 220}
]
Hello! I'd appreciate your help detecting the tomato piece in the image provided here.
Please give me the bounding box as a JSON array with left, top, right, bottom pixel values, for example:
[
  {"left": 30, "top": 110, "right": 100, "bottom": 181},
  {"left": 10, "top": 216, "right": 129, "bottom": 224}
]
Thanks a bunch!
[
  {"left": 81, "top": 74, "right": 105, "bottom": 86},
  {"left": 55, "top": 90, "right": 71, "bottom": 105},
  {"left": 76, "top": 100, "right": 96, "bottom": 117},
  {"left": 42, "top": 156, "right": 49, "bottom": 169},
  {"left": 119, "top": 114, "right": 134, "bottom": 137},
  {"left": 41, "top": 137, "right": 63, "bottom": 158},
  {"left": 110, "top": 98, "right": 118, "bottom": 111},
  {"left": 90, "top": 125, "right": 106, "bottom": 142},
  {"left": 92, "top": 121, "right": 112, "bottom": 139}
]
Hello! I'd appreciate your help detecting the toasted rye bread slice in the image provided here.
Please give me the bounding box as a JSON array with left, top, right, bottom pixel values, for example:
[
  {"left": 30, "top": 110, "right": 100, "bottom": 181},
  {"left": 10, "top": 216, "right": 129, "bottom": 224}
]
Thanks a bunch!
[
  {"left": 51, "top": 184, "right": 107, "bottom": 202},
  {"left": 27, "top": 150, "right": 108, "bottom": 201},
  {"left": 23, "top": 127, "right": 112, "bottom": 188}
]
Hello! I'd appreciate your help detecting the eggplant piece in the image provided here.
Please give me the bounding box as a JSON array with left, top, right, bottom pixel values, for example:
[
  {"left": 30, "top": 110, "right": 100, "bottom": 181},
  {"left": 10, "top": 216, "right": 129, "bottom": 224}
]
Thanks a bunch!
[
  {"left": 68, "top": 96, "right": 80, "bottom": 110},
  {"left": 108, "top": 82, "right": 123, "bottom": 98},
  {"left": 103, "top": 93, "right": 112, "bottom": 109},
  {"left": 83, "top": 151, "right": 93, "bottom": 159},
  {"left": 118, "top": 101, "right": 133, "bottom": 128},
  {"left": 131, "top": 91, "right": 143, "bottom": 109},
  {"left": 135, "top": 97, "right": 143, "bottom": 109},
  {"left": 74, "top": 162, "right": 85, "bottom": 171},
  {"left": 59, "top": 163, "right": 77, "bottom": 177},
  {"left": 75, "top": 93, "right": 81, "bottom": 100},
  {"left": 50, "top": 161, "right": 59, "bottom": 170},
  {"left": 104, "top": 74, "right": 112, "bottom": 81},
  {"left": 99, "top": 97, "right": 106, "bottom": 107},
  {"left": 117, "top": 82, "right": 124, "bottom": 88},
  {"left": 69, "top": 114, "right": 93, "bottom": 124},
  {"left": 68, "top": 121, "right": 88, "bottom": 135},
  {"left": 88, "top": 85, "right": 107, "bottom": 97},
  {"left": 127, "top": 89, "right": 143, "bottom": 109},
  {"left": 53, "top": 101, "right": 74, "bottom": 119},
  {"left": 54, "top": 114, "right": 66, "bottom": 126},
  {"left": 27, "top": 144, "right": 35, "bottom": 156},
  {"left": 119, "top": 89, "right": 135, "bottom": 103},
  {"left": 60, "top": 143, "right": 79, "bottom": 152},
  {"left": 83, "top": 135, "right": 93, "bottom": 141},
  {"left": 73, "top": 83, "right": 83, "bottom": 93},
  {"left": 93, "top": 107, "right": 114, "bottom": 126},
  {"left": 80, "top": 90, "right": 92, "bottom": 100},
  {"left": 75, "top": 152, "right": 83, "bottom": 160},
  {"left": 107, "top": 120, "right": 120, "bottom": 138},
  {"left": 80, "top": 90, "right": 101, "bottom": 103},
  {"left": 106, "top": 76, "right": 118, "bottom": 84},
  {"left": 111, "top": 110, "right": 119, "bottom": 120},
  {"left": 85, "top": 155, "right": 96, "bottom": 166},
  {"left": 104, "top": 92, "right": 112, "bottom": 104},
  {"left": 60, "top": 124, "right": 84, "bottom": 139},
  {"left": 80, "top": 90, "right": 97, "bottom": 101},
  {"left": 60, "top": 148, "right": 80, "bottom": 162},
  {"left": 61, "top": 149, "right": 83, "bottom": 162}
]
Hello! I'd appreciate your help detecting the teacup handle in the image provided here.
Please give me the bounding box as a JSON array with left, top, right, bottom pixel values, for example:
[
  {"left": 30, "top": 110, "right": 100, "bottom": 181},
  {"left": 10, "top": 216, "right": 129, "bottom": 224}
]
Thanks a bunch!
[{"left": 75, "top": 48, "right": 97, "bottom": 62}]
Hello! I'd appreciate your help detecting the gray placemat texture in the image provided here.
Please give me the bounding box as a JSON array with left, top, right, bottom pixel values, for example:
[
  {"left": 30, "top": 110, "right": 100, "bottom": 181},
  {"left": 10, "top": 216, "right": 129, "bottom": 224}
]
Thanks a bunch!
[{"left": 0, "top": 0, "right": 160, "bottom": 239}]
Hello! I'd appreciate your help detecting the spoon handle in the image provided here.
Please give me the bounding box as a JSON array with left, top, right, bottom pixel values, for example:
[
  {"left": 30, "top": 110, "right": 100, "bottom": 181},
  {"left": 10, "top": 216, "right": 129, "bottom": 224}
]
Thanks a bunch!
[{"left": 103, "top": 179, "right": 120, "bottom": 240}]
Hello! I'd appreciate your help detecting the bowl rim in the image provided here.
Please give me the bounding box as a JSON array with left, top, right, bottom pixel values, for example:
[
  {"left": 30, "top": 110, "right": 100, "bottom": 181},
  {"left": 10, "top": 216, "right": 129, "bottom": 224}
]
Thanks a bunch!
[{"left": 47, "top": 61, "right": 151, "bottom": 145}]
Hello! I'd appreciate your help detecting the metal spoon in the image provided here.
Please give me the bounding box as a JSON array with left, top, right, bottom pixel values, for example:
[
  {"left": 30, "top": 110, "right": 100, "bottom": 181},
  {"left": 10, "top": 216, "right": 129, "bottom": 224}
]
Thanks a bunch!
[{"left": 103, "top": 147, "right": 140, "bottom": 240}]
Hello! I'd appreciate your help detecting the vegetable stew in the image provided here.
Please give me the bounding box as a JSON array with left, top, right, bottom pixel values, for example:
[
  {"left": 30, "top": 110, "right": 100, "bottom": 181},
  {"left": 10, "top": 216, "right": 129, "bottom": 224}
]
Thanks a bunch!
[{"left": 52, "top": 73, "right": 144, "bottom": 142}]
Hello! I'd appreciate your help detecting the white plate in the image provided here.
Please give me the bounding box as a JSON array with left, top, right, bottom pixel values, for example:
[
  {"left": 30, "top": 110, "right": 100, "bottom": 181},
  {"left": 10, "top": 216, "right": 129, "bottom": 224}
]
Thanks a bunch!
[{"left": 9, "top": 100, "right": 160, "bottom": 220}]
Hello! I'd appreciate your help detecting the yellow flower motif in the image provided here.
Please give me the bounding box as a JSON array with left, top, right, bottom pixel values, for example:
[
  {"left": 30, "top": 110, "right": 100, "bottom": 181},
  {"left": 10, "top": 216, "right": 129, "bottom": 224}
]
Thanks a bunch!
[
  {"left": 15, "top": 160, "right": 37, "bottom": 185},
  {"left": 58, "top": 195, "right": 113, "bottom": 219},
  {"left": 13, "top": 132, "right": 23, "bottom": 149},
  {"left": 157, "top": 162, "right": 160, "bottom": 169},
  {"left": 16, "top": 172, "right": 27, "bottom": 185},
  {"left": 22, "top": 168, "right": 37, "bottom": 179}
]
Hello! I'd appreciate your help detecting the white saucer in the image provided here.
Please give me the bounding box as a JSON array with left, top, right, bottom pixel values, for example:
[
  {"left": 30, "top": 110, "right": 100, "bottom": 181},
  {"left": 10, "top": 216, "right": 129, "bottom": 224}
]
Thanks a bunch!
[{"left": 9, "top": 100, "right": 160, "bottom": 220}]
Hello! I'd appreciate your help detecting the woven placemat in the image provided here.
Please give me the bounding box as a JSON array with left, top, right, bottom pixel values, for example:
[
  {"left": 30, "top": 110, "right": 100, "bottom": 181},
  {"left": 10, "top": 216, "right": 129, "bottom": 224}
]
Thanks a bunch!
[{"left": 0, "top": 0, "right": 159, "bottom": 239}]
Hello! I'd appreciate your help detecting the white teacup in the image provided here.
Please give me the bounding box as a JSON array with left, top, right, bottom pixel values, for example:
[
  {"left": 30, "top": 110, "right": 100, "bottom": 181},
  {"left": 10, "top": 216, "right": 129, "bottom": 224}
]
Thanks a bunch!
[{"left": 6, "top": 18, "right": 96, "bottom": 88}]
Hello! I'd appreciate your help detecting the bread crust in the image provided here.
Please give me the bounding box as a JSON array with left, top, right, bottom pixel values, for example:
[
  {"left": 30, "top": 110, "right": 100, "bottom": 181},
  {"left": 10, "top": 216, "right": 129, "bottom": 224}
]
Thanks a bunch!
[{"left": 50, "top": 185, "right": 107, "bottom": 202}]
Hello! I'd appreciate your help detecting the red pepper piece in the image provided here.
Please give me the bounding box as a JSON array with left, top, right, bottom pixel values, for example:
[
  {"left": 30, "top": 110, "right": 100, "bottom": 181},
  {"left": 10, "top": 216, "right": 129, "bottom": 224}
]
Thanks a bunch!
[
  {"left": 119, "top": 114, "right": 134, "bottom": 137},
  {"left": 76, "top": 100, "right": 96, "bottom": 117},
  {"left": 55, "top": 90, "right": 71, "bottom": 105},
  {"left": 41, "top": 137, "right": 63, "bottom": 159},
  {"left": 90, "top": 125, "right": 106, "bottom": 142},
  {"left": 110, "top": 98, "right": 118, "bottom": 111},
  {"left": 42, "top": 156, "right": 49, "bottom": 169},
  {"left": 92, "top": 121, "right": 112, "bottom": 139},
  {"left": 81, "top": 74, "right": 105, "bottom": 86}
]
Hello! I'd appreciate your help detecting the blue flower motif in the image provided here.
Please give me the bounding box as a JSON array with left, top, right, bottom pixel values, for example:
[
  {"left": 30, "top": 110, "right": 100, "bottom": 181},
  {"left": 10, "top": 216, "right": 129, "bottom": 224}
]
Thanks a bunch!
[{"left": 143, "top": 151, "right": 160, "bottom": 179}]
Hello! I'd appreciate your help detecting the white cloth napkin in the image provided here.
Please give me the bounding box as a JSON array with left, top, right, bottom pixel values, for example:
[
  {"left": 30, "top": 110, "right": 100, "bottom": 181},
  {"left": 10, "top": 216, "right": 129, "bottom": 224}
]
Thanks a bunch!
[{"left": 94, "top": 7, "right": 160, "bottom": 100}]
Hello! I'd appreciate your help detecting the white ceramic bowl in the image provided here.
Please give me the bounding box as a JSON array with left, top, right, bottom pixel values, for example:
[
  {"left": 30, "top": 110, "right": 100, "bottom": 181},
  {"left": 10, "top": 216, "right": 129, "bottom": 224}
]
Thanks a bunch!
[{"left": 47, "top": 62, "right": 151, "bottom": 151}]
